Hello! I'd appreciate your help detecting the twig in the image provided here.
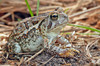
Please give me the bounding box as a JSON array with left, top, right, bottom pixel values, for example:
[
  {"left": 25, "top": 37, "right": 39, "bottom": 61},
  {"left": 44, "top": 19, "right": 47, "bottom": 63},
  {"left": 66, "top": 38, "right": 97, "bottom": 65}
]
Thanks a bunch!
[
  {"left": 42, "top": 56, "right": 54, "bottom": 66},
  {"left": 35, "top": 0, "right": 63, "bottom": 6},
  {"left": 93, "top": 57, "right": 100, "bottom": 59},
  {"left": 69, "top": 0, "right": 83, "bottom": 15},
  {"left": 0, "top": 24, "right": 13, "bottom": 29},
  {"left": 25, "top": 48, "right": 44, "bottom": 63},
  {"left": 0, "top": 28, "right": 13, "bottom": 33},
  {"left": 69, "top": 6, "right": 100, "bottom": 18},
  {"left": 1, "top": 13, "right": 11, "bottom": 19},
  {"left": 62, "top": 58, "right": 67, "bottom": 65},
  {"left": 0, "top": 18, "right": 10, "bottom": 23},
  {"left": 11, "top": 12, "right": 15, "bottom": 22},
  {"left": 0, "top": 18, "right": 17, "bottom": 25},
  {"left": 18, "top": 57, "right": 24, "bottom": 66},
  {"left": 14, "top": 14, "right": 22, "bottom": 20},
  {"left": 86, "top": 40, "right": 99, "bottom": 58}
]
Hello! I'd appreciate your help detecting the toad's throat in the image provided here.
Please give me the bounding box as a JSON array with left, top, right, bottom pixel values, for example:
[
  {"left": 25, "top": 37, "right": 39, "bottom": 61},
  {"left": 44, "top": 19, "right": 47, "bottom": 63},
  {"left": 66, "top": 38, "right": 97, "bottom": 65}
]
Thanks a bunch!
[{"left": 48, "top": 22, "right": 67, "bottom": 33}]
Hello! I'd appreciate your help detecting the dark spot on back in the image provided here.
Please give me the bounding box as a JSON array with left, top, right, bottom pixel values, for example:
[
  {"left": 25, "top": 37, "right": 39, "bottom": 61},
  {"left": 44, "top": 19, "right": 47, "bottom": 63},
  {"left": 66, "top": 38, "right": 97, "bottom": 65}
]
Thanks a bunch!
[
  {"left": 32, "top": 27, "right": 36, "bottom": 32},
  {"left": 32, "top": 27, "right": 36, "bottom": 30},
  {"left": 22, "top": 34, "right": 28, "bottom": 39},
  {"left": 18, "top": 37, "right": 21, "bottom": 40},
  {"left": 38, "top": 19, "right": 45, "bottom": 28},
  {"left": 15, "top": 36, "right": 21, "bottom": 42},
  {"left": 27, "top": 27, "right": 36, "bottom": 35},
  {"left": 24, "top": 22, "right": 29, "bottom": 29},
  {"left": 32, "top": 21, "right": 38, "bottom": 25},
  {"left": 15, "top": 28, "right": 18, "bottom": 32}
]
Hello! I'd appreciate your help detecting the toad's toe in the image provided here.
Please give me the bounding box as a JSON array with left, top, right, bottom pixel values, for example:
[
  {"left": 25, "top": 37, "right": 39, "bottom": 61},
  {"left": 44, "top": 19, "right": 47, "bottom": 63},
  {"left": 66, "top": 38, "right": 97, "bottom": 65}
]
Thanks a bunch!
[{"left": 59, "top": 48, "right": 80, "bottom": 57}]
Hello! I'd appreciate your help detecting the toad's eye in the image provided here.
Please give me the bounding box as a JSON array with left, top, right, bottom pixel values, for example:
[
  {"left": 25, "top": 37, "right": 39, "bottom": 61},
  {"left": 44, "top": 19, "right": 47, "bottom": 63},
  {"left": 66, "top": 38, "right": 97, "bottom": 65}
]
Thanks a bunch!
[{"left": 50, "top": 13, "right": 58, "bottom": 21}]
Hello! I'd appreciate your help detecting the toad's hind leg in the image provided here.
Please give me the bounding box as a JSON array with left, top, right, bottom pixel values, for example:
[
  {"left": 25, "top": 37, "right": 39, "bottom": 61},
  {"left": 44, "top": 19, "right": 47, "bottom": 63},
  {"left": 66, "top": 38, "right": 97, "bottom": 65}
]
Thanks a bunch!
[
  {"left": 5, "top": 42, "right": 22, "bottom": 59},
  {"left": 7, "top": 42, "right": 22, "bottom": 53}
]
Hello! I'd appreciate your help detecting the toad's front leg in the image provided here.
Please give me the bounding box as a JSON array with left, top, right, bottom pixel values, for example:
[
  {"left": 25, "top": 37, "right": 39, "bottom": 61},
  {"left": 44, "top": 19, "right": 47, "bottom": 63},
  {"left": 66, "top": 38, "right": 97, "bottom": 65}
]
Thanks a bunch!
[
  {"left": 56, "top": 35, "right": 80, "bottom": 57},
  {"left": 44, "top": 35, "right": 80, "bottom": 57}
]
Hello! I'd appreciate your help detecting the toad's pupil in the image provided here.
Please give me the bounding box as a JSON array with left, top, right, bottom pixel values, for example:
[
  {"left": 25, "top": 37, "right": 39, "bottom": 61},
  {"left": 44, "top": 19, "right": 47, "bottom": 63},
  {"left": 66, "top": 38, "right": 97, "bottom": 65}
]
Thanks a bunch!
[
  {"left": 50, "top": 14, "right": 58, "bottom": 21},
  {"left": 52, "top": 15, "right": 58, "bottom": 17}
]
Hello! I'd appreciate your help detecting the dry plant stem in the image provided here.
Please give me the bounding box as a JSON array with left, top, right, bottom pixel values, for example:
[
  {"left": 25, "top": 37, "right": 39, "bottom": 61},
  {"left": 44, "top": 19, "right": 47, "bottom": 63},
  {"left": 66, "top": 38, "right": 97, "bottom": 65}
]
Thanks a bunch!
[
  {"left": 69, "top": 0, "right": 83, "bottom": 15},
  {"left": 1, "top": 13, "right": 11, "bottom": 19},
  {"left": 0, "top": 6, "right": 14, "bottom": 13},
  {"left": 0, "top": 28, "right": 13, "bottom": 33},
  {"left": 96, "top": 59, "right": 100, "bottom": 63},
  {"left": 93, "top": 57, "right": 100, "bottom": 59},
  {"left": 38, "top": 6, "right": 74, "bottom": 14},
  {"left": 0, "top": 24, "right": 13, "bottom": 29},
  {"left": 37, "top": 6, "right": 60, "bottom": 11},
  {"left": 0, "top": 24, "right": 13, "bottom": 32},
  {"left": 0, "top": 18, "right": 10, "bottom": 23},
  {"left": 14, "top": 15, "right": 22, "bottom": 20},
  {"left": 11, "top": 12, "right": 15, "bottom": 22},
  {"left": 18, "top": 57, "right": 24, "bottom": 66},
  {"left": 42, "top": 56, "right": 54, "bottom": 66},
  {"left": 82, "top": 0, "right": 93, "bottom": 6},
  {"left": 25, "top": 48, "right": 44, "bottom": 63},
  {"left": 18, "top": 53, "right": 33, "bottom": 55},
  {"left": 34, "top": 0, "right": 63, "bottom": 6},
  {"left": 0, "top": 18, "right": 17, "bottom": 26},
  {"left": 63, "top": 58, "right": 67, "bottom": 65},
  {"left": 69, "top": 6, "right": 100, "bottom": 18},
  {"left": 86, "top": 40, "right": 99, "bottom": 58}
]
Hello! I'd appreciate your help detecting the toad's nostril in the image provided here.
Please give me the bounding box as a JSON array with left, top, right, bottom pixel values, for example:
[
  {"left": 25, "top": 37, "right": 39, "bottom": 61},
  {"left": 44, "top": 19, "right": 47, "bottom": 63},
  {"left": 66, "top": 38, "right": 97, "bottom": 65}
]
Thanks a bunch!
[
  {"left": 64, "top": 14, "right": 69, "bottom": 21},
  {"left": 64, "top": 14, "right": 68, "bottom": 18}
]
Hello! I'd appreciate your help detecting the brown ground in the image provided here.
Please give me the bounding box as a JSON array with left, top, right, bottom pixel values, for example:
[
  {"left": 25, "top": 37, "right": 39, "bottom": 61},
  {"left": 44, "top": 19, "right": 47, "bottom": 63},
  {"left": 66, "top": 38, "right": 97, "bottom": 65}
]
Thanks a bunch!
[{"left": 0, "top": 0, "right": 100, "bottom": 66}]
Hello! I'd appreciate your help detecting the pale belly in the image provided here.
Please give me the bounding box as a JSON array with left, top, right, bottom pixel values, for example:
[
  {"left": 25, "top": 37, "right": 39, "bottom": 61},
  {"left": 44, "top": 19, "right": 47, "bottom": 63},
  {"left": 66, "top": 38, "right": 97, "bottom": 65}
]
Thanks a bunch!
[{"left": 21, "top": 36, "right": 44, "bottom": 52}]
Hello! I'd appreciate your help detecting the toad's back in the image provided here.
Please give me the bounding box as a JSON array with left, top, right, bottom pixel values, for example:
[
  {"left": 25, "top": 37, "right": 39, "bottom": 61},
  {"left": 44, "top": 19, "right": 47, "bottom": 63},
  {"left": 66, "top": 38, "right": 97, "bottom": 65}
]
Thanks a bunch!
[{"left": 7, "top": 16, "right": 47, "bottom": 53}]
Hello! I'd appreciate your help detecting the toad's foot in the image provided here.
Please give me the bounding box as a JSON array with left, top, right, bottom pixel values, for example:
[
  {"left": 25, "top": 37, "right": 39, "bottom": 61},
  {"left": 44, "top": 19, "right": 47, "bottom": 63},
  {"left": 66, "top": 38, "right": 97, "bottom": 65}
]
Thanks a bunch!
[{"left": 59, "top": 48, "right": 80, "bottom": 57}]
